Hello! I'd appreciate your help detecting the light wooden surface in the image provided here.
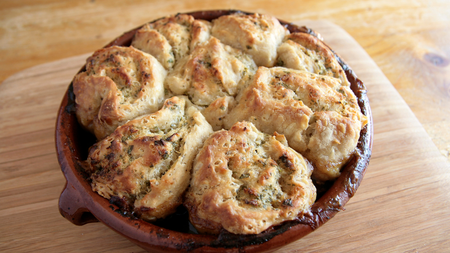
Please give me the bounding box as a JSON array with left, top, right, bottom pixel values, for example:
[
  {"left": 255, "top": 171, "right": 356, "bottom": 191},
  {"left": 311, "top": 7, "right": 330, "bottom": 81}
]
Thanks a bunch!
[
  {"left": 0, "top": 0, "right": 449, "bottom": 163},
  {"left": 1, "top": 18, "right": 450, "bottom": 252}
]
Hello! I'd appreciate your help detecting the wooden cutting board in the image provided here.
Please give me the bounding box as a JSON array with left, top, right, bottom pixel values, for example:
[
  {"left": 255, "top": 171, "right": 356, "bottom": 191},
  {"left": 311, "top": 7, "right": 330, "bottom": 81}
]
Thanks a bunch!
[{"left": 1, "top": 20, "right": 449, "bottom": 252}]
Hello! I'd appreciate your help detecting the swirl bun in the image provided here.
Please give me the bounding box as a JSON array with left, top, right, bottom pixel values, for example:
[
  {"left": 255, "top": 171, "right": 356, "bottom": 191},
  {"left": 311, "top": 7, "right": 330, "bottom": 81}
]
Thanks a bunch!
[
  {"left": 185, "top": 121, "right": 316, "bottom": 234},
  {"left": 84, "top": 96, "right": 213, "bottom": 220},
  {"left": 131, "top": 14, "right": 212, "bottom": 69},
  {"left": 73, "top": 46, "right": 167, "bottom": 140},
  {"left": 211, "top": 13, "right": 288, "bottom": 67}
]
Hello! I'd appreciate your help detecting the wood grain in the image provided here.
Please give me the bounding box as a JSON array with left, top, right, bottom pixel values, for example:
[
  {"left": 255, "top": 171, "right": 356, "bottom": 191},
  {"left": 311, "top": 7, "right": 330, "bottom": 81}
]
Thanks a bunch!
[{"left": 1, "top": 19, "right": 449, "bottom": 252}]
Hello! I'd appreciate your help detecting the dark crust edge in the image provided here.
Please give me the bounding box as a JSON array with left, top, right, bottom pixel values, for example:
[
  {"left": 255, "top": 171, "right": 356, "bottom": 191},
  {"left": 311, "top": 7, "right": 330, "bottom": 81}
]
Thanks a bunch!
[{"left": 56, "top": 9, "right": 373, "bottom": 252}]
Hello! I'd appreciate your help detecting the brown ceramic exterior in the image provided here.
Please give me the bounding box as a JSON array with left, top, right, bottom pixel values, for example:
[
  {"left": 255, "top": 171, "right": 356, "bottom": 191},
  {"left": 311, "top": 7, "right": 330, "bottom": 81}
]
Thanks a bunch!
[{"left": 56, "top": 10, "right": 373, "bottom": 252}]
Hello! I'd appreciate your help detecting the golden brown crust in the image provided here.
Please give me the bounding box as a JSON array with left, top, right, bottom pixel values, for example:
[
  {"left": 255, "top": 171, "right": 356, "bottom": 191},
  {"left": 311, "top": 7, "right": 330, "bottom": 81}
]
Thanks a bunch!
[
  {"left": 211, "top": 13, "right": 288, "bottom": 67},
  {"left": 131, "top": 14, "right": 211, "bottom": 69},
  {"left": 224, "top": 67, "right": 367, "bottom": 181},
  {"left": 190, "top": 20, "right": 212, "bottom": 52},
  {"left": 277, "top": 32, "right": 350, "bottom": 86},
  {"left": 185, "top": 121, "right": 316, "bottom": 234},
  {"left": 73, "top": 46, "right": 166, "bottom": 140},
  {"left": 305, "top": 111, "right": 361, "bottom": 181},
  {"left": 165, "top": 37, "right": 256, "bottom": 106},
  {"left": 132, "top": 24, "right": 175, "bottom": 69},
  {"left": 200, "top": 96, "right": 236, "bottom": 131},
  {"left": 224, "top": 67, "right": 314, "bottom": 150},
  {"left": 85, "top": 96, "right": 213, "bottom": 220}
]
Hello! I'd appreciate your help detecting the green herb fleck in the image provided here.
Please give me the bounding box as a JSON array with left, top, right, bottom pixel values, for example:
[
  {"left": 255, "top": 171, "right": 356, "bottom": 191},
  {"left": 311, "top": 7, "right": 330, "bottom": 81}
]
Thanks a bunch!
[{"left": 239, "top": 173, "right": 250, "bottom": 179}]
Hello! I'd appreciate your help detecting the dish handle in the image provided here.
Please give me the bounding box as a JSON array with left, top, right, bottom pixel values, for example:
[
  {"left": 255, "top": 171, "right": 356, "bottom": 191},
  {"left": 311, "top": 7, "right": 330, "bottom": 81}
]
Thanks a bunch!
[{"left": 59, "top": 180, "right": 98, "bottom": 225}]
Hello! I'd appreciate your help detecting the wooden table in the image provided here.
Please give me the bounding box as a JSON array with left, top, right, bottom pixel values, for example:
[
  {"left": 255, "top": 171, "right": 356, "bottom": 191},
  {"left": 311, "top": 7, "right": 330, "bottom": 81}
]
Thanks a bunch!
[
  {"left": 1, "top": 0, "right": 449, "bottom": 162},
  {"left": 1, "top": 1, "right": 450, "bottom": 252}
]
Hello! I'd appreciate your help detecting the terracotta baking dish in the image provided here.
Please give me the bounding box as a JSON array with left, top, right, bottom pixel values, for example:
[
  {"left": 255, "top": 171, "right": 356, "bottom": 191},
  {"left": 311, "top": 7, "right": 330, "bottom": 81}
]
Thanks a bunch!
[{"left": 55, "top": 10, "right": 373, "bottom": 252}]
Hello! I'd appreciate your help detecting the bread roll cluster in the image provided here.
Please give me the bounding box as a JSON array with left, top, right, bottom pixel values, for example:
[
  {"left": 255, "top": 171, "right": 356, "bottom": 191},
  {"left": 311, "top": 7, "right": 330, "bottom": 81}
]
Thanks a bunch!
[{"left": 73, "top": 12, "right": 367, "bottom": 234}]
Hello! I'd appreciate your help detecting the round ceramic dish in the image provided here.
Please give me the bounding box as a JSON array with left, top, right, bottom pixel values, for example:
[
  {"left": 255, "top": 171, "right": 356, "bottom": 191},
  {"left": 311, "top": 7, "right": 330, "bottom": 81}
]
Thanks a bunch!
[{"left": 55, "top": 10, "right": 373, "bottom": 252}]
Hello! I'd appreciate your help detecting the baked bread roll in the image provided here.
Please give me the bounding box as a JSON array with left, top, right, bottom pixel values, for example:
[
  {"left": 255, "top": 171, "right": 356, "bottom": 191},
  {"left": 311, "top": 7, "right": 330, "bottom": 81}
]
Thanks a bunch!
[
  {"left": 84, "top": 96, "right": 213, "bottom": 220},
  {"left": 277, "top": 32, "right": 350, "bottom": 86},
  {"left": 131, "top": 14, "right": 211, "bottom": 69},
  {"left": 165, "top": 37, "right": 257, "bottom": 106},
  {"left": 164, "top": 36, "right": 256, "bottom": 129},
  {"left": 200, "top": 96, "right": 235, "bottom": 131},
  {"left": 224, "top": 67, "right": 368, "bottom": 181},
  {"left": 211, "top": 12, "right": 288, "bottom": 67},
  {"left": 73, "top": 46, "right": 166, "bottom": 140},
  {"left": 185, "top": 121, "right": 316, "bottom": 234}
]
